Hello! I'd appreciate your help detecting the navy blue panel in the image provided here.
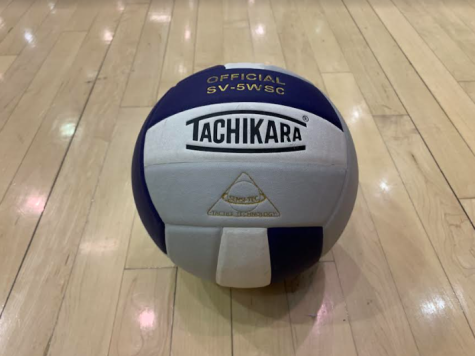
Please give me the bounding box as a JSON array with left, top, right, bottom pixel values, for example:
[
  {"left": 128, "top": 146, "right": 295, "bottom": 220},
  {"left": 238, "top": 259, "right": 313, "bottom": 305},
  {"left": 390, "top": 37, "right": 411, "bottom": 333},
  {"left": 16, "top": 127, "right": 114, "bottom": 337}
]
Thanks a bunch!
[
  {"left": 147, "top": 65, "right": 343, "bottom": 131},
  {"left": 267, "top": 227, "right": 323, "bottom": 282},
  {"left": 131, "top": 103, "right": 167, "bottom": 254}
]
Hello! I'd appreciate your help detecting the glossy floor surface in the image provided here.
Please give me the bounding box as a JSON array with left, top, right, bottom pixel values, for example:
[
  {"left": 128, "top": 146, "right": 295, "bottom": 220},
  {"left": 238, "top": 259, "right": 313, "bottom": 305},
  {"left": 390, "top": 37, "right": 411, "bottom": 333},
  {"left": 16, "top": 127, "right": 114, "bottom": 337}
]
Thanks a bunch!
[{"left": 1, "top": 0, "right": 475, "bottom": 355}]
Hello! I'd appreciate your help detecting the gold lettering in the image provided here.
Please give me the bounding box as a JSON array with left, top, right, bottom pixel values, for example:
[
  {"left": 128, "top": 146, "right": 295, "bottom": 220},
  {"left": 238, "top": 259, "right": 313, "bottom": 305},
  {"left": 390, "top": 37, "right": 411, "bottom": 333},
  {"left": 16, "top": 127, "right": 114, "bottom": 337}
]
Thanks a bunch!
[
  {"left": 207, "top": 76, "right": 218, "bottom": 83},
  {"left": 264, "top": 75, "right": 275, "bottom": 83}
]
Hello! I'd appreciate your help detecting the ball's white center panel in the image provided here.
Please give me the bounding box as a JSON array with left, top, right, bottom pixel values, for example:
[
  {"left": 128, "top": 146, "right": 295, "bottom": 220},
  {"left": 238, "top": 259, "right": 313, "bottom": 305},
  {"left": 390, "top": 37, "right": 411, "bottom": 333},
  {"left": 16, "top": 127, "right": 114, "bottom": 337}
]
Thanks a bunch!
[
  {"left": 144, "top": 102, "right": 347, "bottom": 167},
  {"left": 216, "top": 227, "right": 271, "bottom": 288}
]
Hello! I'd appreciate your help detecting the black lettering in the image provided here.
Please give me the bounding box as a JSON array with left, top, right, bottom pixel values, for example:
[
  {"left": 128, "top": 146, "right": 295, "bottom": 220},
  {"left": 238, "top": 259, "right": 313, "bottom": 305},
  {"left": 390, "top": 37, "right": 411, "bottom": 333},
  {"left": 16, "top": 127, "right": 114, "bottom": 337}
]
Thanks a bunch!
[
  {"left": 213, "top": 119, "right": 225, "bottom": 143},
  {"left": 226, "top": 118, "right": 240, "bottom": 144},
  {"left": 250, "top": 119, "right": 263, "bottom": 144},
  {"left": 265, "top": 121, "right": 278, "bottom": 143},
  {"left": 243, "top": 118, "right": 248, "bottom": 144},
  {"left": 293, "top": 127, "right": 302, "bottom": 141},
  {"left": 200, "top": 123, "right": 212, "bottom": 142},
  {"left": 280, "top": 123, "right": 291, "bottom": 142},
  {"left": 192, "top": 121, "right": 199, "bottom": 141}
]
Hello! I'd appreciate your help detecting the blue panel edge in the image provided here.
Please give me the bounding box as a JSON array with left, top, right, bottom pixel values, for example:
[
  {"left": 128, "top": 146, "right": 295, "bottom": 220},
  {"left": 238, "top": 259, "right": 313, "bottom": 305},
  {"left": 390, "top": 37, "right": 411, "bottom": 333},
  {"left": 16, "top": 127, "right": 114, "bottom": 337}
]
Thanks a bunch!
[
  {"left": 267, "top": 227, "right": 323, "bottom": 282},
  {"left": 131, "top": 103, "right": 168, "bottom": 254}
]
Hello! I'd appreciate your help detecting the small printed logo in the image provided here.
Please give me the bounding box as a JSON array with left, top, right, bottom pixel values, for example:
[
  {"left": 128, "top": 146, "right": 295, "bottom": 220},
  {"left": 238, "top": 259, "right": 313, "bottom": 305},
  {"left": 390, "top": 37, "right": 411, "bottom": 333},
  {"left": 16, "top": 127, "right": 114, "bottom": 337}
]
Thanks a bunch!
[
  {"left": 186, "top": 110, "right": 307, "bottom": 154},
  {"left": 208, "top": 173, "right": 280, "bottom": 218}
]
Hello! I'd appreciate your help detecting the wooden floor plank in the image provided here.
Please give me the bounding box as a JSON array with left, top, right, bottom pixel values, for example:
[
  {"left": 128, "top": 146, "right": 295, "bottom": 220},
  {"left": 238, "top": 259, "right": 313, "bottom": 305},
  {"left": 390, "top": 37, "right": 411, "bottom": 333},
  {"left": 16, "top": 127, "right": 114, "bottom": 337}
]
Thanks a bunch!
[
  {"left": 126, "top": 212, "right": 174, "bottom": 269},
  {"left": 333, "top": 187, "right": 420, "bottom": 356},
  {"left": 64, "top": 0, "right": 102, "bottom": 31},
  {"left": 232, "top": 283, "right": 295, "bottom": 356},
  {"left": 0, "top": 6, "right": 146, "bottom": 356},
  {"left": 0, "top": 0, "right": 78, "bottom": 130},
  {"left": 171, "top": 270, "right": 232, "bottom": 356},
  {"left": 333, "top": 188, "right": 420, "bottom": 356},
  {"left": 461, "top": 199, "right": 475, "bottom": 226},
  {"left": 460, "top": 81, "right": 475, "bottom": 102},
  {"left": 157, "top": 0, "right": 198, "bottom": 97},
  {"left": 320, "top": 250, "right": 334, "bottom": 262},
  {"left": 0, "top": 0, "right": 36, "bottom": 43},
  {"left": 390, "top": 0, "right": 475, "bottom": 82},
  {"left": 418, "top": 0, "right": 475, "bottom": 65},
  {"left": 121, "top": 0, "right": 173, "bottom": 107},
  {"left": 318, "top": 0, "right": 406, "bottom": 116},
  {"left": 0, "top": 31, "right": 85, "bottom": 200},
  {"left": 0, "top": 0, "right": 14, "bottom": 14},
  {"left": 295, "top": 0, "right": 350, "bottom": 74},
  {"left": 447, "top": 0, "right": 475, "bottom": 37},
  {"left": 247, "top": 0, "right": 286, "bottom": 67},
  {"left": 47, "top": 107, "right": 145, "bottom": 356},
  {"left": 0, "top": 54, "right": 16, "bottom": 73},
  {"left": 375, "top": 114, "right": 475, "bottom": 332},
  {"left": 325, "top": 72, "right": 475, "bottom": 356},
  {"left": 0, "top": 3, "right": 122, "bottom": 312},
  {"left": 287, "top": 263, "right": 357, "bottom": 356},
  {"left": 0, "top": 30, "right": 85, "bottom": 307},
  {"left": 366, "top": 0, "right": 475, "bottom": 180},
  {"left": 109, "top": 268, "right": 176, "bottom": 356},
  {"left": 344, "top": 0, "right": 475, "bottom": 199},
  {"left": 194, "top": 0, "right": 224, "bottom": 73},
  {"left": 0, "top": 0, "right": 57, "bottom": 55},
  {"left": 223, "top": 0, "right": 254, "bottom": 63},
  {"left": 270, "top": 0, "right": 325, "bottom": 90}
]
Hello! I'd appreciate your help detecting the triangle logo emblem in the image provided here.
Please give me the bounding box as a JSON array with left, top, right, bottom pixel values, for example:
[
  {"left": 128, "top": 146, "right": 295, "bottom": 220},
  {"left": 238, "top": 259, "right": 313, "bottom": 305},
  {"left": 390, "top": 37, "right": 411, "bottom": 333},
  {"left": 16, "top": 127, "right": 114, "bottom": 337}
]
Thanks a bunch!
[{"left": 208, "top": 173, "right": 280, "bottom": 218}]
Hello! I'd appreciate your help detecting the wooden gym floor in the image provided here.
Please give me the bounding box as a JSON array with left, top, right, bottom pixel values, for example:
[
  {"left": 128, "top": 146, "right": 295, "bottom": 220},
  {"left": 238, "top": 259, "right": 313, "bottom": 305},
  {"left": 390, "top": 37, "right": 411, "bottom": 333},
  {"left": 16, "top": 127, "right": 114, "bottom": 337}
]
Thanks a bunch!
[{"left": 1, "top": 0, "right": 475, "bottom": 355}]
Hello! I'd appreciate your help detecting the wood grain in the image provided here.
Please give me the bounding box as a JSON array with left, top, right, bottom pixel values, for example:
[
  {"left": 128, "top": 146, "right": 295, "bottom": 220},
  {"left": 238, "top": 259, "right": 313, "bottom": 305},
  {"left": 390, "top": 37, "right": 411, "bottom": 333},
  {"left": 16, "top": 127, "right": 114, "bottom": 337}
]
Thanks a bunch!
[
  {"left": 0, "top": 0, "right": 58, "bottom": 55},
  {"left": 47, "top": 107, "right": 143, "bottom": 356},
  {"left": 0, "top": 2, "right": 123, "bottom": 312},
  {"left": 247, "top": 0, "right": 286, "bottom": 67},
  {"left": 108, "top": 268, "right": 176, "bottom": 356},
  {"left": 460, "top": 81, "right": 475, "bottom": 102},
  {"left": 389, "top": 0, "right": 475, "bottom": 81},
  {"left": 287, "top": 263, "right": 357, "bottom": 356},
  {"left": 367, "top": 0, "right": 475, "bottom": 171},
  {"left": 271, "top": 0, "right": 324, "bottom": 89},
  {"left": 223, "top": 0, "right": 254, "bottom": 63},
  {"left": 461, "top": 199, "right": 475, "bottom": 226},
  {"left": 0, "top": 31, "right": 85, "bottom": 199},
  {"left": 171, "top": 270, "right": 232, "bottom": 356},
  {"left": 232, "top": 283, "right": 295, "bottom": 356},
  {"left": 375, "top": 114, "right": 475, "bottom": 331},
  {"left": 318, "top": 0, "right": 406, "bottom": 116},
  {"left": 295, "top": 0, "right": 349, "bottom": 73},
  {"left": 0, "top": 0, "right": 78, "bottom": 130},
  {"left": 325, "top": 72, "right": 475, "bottom": 356},
  {"left": 344, "top": 0, "right": 475, "bottom": 199},
  {"left": 0, "top": 7, "right": 146, "bottom": 356},
  {"left": 194, "top": 0, "right": 224, "bottom": 73},
  {"left": 333, "top": 187, "right": 420, "bottom": 356},
  {"left": 158, "top": 0, "right": 198, "bottom": 96},
  {"left": 121, "top": 0, "right": 173, "bottom": 107}
]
